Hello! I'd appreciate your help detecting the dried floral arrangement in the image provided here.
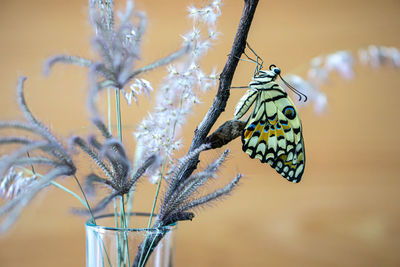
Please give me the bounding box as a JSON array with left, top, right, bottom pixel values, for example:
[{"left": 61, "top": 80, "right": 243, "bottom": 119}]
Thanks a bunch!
[{"left": 1, "top": 0, "right": 400, "bottom": 266}]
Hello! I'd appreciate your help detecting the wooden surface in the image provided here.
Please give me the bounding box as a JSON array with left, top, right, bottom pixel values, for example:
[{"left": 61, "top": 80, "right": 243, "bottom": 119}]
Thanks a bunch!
[{"left": 1, "top": 0, "right": 400, "bottom": 266}]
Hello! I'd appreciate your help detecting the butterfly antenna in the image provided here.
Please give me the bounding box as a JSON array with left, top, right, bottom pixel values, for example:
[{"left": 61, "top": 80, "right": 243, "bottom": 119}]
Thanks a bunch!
[{"left": 279, "top": 75, "right": 308, "bottom": 102}]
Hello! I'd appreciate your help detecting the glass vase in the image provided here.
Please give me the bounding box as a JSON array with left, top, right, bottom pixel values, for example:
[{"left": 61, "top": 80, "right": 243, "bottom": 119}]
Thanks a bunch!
[{"left": 86, "top": 213, "right": 177, "bottom": 267}]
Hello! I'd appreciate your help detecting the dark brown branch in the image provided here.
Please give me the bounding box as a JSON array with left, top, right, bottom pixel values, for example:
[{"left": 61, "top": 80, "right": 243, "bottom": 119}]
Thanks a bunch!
[
  {"left": 131, "top": 2, "right": 258, "bottom": 266},
  {"left": 178, "top": 0, "right": 259, "bottom": 182}
]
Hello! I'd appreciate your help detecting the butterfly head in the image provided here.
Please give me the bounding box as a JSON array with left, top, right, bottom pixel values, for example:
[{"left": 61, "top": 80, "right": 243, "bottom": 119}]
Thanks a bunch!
[
  {"left": 270, "top": 64, "right": 281, "bottom": 75},
  {"left": 254, "top": 64, "right": 281, "bottom": 81}
]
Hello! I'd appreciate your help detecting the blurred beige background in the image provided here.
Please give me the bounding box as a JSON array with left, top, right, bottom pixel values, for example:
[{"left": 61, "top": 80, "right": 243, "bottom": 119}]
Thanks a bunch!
[{"left": 1, "top": 0, "right": 400, "bottom": 266}]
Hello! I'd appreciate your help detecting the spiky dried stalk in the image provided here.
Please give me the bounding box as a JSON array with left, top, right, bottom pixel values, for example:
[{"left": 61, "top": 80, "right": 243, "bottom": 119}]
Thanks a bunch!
[{"left": 0, "top": 78, "right": 76, "bottom": 232}]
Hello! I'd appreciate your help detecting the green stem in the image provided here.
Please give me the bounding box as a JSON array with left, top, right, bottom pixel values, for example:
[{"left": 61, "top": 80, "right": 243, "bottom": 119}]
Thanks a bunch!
[
  {"left": 139, "top": 233, "right": 159, "bottom": 267},
  {"left": 50, "top": 181, "right": 88, "bottom": 209},
  {"left": 72, "top": 174, "right": 96, "bottom": 224},
  {"left": 116, "top": 197, "right": 122, "bottom": 267},
  {"left": 108, "top": 88, "right": 112, "bottom": 133},
  {"left": 114, "top": 88, "right": 125, "bottom": 267},
  {"left": 113, "top": 199, "right": 119, "bottom": 228},
  {"left": 120, "top": 195, "right": 131, "bottom": 266},
  {"left": 120, "top": 196, "right": 126, "bottom": 227},
  {"left": 147, "top": 180, "right": 161, "bottom": 228},
  {"left": 146, "top": 162, "right": 166, "bottom": 228},
  {"left": 126, "top": 184, "right": 135, "bottom": 227},
  {"left": 115, "top": 88, "right": 122, "bottom": 142},
  {"left": 20, "top": 167, "right": 95, "bottom": 224},
  {"left": 26, "top": 151, "right": 35, "bottom": 175},
  {"left": 96, "top": 232, "right": 113, "bottom": 267},
  {"left": 109, "top": 88, "right": 120, "bottom": 267}
]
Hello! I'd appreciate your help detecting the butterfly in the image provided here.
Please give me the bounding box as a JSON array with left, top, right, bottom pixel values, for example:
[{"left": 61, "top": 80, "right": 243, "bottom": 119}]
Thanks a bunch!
[{"left": 234, "top": 59, "right": 306, "bottom": 183}]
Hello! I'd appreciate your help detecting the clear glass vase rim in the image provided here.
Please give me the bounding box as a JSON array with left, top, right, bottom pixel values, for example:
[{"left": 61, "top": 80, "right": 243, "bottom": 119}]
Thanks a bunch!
[{"left": 85, "top": 212, "right": 177, "bottom": 233}]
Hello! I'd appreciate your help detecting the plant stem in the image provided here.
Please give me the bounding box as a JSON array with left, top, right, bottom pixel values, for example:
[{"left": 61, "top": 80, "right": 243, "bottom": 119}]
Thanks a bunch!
[
  {"left": 120, "top": 195, "right": 131, "bottom": 266},
  {"left": 26, "top": 151, "right": 35, "bottom": 175},
  {"left": 20, "top": 167, "right": 95, "bottom": 223},
  {"left": 50, "top": 181, "right": 87, "bottom": 208},
  {"left": 108, "top": 87, "right": 121, "bottom": 266},
  {"left": 114, "top": 88, "right": 124, "bottom": 223},
  {"left": 147, "top": 171, "right": 162, "bottom": 228},
  {"left": 126, "top": 184, "right": 135, "bottom": 227},
  {"left": 115, "top": 88, "right": 122, "bottom": 142},
  {"left": 108, "top": 87, "right": 113, "bottom": 133},
  {"left": 114, "top": 88, "right": 129, "bottom": 267},
  {"left": 140, "top": 233, "right": 158, "bottom": 267},
  {"left": 113, "top": 199, "right": 119, "bottom": 228},
  {"left": 73, "top": 174, "right": 96, "bottom": 224}
]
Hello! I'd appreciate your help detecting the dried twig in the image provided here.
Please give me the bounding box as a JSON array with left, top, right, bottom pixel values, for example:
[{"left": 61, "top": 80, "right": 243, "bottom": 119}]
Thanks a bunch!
[
  {"left": 132, "top": 1, "right": 259, "bottom": 266},
  {"left": 177, "top": 0, "right": 259, "bottom": 185}
]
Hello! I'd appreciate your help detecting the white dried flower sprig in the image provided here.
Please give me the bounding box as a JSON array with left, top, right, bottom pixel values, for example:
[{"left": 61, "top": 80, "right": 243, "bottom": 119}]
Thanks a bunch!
[
  {"left": 188, "top": 0, "right": 221, "bottom": 25},
  {"left": 324, "top": 51, "right": 355, "bottom": 80},
  {"left": 306, "top": 50, "right": 355, "bottom": 85},
  {"left": 359, "top": 45, "right": 400, "bottom": 68},
  {"left": 284, "top": 50, "right": 354, "bottom": 113},
  {"left": 124, "top": 78, "right": 153, "bottom": 105},
  {"left": 283, "top": 74, "right": 328, "bottom": 114},
  {"left": 283, "top": 46, "right": 400, "bottom": 114},
  {"left": 135, "top": 1, "right": 220, "bottom": 182},
  {"left": 0, "top": 168, "right": 38, "bottom": 200}
]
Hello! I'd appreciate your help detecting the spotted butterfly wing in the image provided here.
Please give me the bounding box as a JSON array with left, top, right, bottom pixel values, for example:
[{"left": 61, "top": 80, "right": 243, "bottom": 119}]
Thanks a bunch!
[{"left": 234, "top": 68, "right": 305, "bottom": 182}]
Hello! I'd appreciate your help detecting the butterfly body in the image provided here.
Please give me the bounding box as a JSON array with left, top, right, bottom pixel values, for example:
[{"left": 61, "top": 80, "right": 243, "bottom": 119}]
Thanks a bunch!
[{"left": 234, "top": 67, "right": 305, "bottom": 183}]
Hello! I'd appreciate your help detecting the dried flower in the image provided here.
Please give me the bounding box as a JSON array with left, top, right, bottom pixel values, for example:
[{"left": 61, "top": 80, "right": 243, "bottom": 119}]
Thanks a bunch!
[
  {"left": 135, "top": 1, "right": 221, "bottom": 174},
  {"left": 308, "top": 57, "right": 329, "bottom": 85},
  {"left": 283, "top": 74, "right": 328, "bottom": 114},
  {"left": 45, "top": 0, "right": 189, "bottom": 111},
  {"left": 324, "top": 51, "right": 354, "bottom": 80},
  {"left": 71, "top": 120, "right": 157, "bottom": 214},
  {"left": 0, "top": 77, "right": 76, "bottom": 232},
  {"left": 133, "top": 146, "right": 242, "bottom": 267},
  {"left": 283, "top": 47, "right": 387, "bottom": 114},
  {"left": 359, "top": 45, "right": 400, "bottom": 68},
  {"left": 0, "top": 168, "right": 38, "bottom": 200},
  {"left": 123, "top": 78, "right": 153, "bottom": 105},
  {"left": 158, "top": 146, "right": 241, "bottom": 223}
]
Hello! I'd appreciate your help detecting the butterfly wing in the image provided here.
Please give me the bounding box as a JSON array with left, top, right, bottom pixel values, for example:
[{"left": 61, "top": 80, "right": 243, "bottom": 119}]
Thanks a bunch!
[
  {"left": 234, "top": 87, "right": 259, "bottom": 120},
  {"left": 241, "top": 87, "right": 305, "bottom": 182},
  {"left": 272, "top": 92, "right": 305, "bottom": 182}
]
